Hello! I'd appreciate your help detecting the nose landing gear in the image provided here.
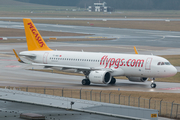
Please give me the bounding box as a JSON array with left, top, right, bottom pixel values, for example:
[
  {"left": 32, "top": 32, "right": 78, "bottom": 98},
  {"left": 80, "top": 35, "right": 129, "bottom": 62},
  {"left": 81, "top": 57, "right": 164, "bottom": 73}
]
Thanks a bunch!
[{"left": 150, "top": 78, "right": 156, "bottom": 88}]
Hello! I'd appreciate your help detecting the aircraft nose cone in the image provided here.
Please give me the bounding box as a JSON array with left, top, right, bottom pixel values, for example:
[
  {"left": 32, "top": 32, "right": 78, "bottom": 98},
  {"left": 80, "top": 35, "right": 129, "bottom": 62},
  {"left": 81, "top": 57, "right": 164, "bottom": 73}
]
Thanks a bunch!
[{"left": 170, "top": 66, "right": 177, "bottom": 76}]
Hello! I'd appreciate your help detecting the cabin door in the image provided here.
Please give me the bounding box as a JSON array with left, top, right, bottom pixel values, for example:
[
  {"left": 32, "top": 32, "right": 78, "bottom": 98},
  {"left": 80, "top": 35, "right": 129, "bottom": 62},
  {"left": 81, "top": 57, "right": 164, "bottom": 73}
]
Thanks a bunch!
[
  {"left": 145, "top": 58, "right": 152, "bottom": 70},
  {"left": 43, "top": 52, "right": 49, "bottom": 64}
]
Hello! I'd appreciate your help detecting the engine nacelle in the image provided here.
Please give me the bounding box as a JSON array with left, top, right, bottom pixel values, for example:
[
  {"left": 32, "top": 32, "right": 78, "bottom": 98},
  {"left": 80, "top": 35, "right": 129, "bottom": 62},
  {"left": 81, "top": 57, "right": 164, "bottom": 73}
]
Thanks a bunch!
[
  {"left": 127, "top": 77, "right": 148, "bottom": 82},
  {"left": 89, "top": 71, "right": 111, "bottom": 84}
]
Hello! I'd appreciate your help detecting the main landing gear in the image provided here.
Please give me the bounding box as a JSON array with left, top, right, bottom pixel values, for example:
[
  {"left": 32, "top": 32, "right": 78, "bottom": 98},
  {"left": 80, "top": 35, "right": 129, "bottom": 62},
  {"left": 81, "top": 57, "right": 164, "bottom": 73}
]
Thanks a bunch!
[
  {"left": 109, "top": 77, "right": 116, "bottom": 85},
  {"left": 82, "top": 71, "right": 91, "bottom": 85},
  {"left": 82, "top": 79, "right": 90, "bottom": 85},
  {"left": 150, "top": 78, "right": 156, "bottom": 88}
]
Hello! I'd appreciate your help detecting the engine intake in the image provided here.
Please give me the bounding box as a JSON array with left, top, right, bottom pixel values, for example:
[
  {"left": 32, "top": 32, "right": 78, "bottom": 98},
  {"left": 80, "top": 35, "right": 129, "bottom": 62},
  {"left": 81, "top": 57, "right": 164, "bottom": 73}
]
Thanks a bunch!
[
  {"left": 89, "top": 71, "right": 111, "bottom": 84},
  {"left": 127, "top": 77, "right": 148, "bottom": 82}
]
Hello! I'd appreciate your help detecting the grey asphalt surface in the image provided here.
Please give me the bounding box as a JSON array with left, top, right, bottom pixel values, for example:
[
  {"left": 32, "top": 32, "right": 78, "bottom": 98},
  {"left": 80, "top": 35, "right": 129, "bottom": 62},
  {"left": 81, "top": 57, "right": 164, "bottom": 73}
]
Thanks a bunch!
[
  {"left": 0, "top": 20, "right": 180, "bottom": 48},
  {"left": 0, "top": 21, "right": 179, "bottom": 93}
]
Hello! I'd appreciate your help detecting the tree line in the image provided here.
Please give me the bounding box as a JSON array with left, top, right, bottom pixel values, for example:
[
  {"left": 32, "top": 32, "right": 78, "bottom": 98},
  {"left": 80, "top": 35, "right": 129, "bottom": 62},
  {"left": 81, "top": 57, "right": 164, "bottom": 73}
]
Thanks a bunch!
[{"left": 15, "top": 0, "right": 180, "bottom": 10}]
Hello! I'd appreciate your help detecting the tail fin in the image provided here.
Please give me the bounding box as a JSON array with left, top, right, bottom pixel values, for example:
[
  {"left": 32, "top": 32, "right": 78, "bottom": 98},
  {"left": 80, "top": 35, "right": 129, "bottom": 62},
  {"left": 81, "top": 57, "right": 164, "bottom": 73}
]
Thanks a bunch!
[{"left": 23, "top": 18, "right": 52, "bottom": 51}]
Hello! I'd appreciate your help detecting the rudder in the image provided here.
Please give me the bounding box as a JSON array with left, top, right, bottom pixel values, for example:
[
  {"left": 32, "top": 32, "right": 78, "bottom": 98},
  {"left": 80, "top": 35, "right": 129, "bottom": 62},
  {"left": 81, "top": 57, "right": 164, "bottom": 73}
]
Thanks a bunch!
[{"left": 23, "top": 18, "right": 52, "bottom": 51}]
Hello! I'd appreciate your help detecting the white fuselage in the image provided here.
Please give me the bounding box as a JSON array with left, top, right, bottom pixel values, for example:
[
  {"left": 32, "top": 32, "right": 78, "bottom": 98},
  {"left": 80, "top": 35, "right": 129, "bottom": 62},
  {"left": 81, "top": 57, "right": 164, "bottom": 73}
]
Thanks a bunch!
[{"left": 20, "top": 51, "right": 177, "bottom": 78}]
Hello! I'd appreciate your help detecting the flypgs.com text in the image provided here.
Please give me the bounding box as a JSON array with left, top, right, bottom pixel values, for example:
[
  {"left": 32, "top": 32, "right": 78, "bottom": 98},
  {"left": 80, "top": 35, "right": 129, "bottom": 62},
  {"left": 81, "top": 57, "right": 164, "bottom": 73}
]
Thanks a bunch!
[{"left": 100, "top": 55, "right": 144, "bottom": 69}]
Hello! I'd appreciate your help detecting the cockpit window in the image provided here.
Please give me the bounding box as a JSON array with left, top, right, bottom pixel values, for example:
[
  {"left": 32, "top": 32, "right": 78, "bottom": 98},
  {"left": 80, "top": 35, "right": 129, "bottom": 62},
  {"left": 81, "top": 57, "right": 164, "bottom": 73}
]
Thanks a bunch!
[
  {"left": 165, "top": 62, "right": 171, "bottom": 65},
  {"left": 157, "top": 62, "right": 171, "bottom": 65},
  {"left": 157, "top": 62, "right": 161, "bottom": 65}
]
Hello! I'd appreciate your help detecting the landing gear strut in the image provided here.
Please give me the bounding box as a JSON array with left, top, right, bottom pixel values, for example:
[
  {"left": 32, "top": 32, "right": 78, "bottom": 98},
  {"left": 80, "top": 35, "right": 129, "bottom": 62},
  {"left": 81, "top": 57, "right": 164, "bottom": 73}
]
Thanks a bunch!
[
  {"left": 82, "top": 71, "right": 91, "bottom": 85},
  {"left": 82, "top": 79, "right": 90, "bottom": 85},
  {"left": 150, "top": 78, "right": 156, "bottom": 88},
  {"left": 109, "top": 77, "right": 116, "bottom": 85}
]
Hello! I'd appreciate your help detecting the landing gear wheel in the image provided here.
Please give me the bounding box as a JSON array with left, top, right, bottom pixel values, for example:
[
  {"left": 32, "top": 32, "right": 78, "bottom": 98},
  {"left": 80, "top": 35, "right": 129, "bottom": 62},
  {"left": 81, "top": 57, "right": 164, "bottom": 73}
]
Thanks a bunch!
[
  {"left": 109, "top": 77, "right": 116, "bottom": 85},
  {"left": 82, "top": 79, "right": 90, "bottom": 85},
  {"left": 150, "top": 78, "right": 156, "bottom": 88},
  {"left": 151, "top": 83, "right": 156, "bottom": 88}
]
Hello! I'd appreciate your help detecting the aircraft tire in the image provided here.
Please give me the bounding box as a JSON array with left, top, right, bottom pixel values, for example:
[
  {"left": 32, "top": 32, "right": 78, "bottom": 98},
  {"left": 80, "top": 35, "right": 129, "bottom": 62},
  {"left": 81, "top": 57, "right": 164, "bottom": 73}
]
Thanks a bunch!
[
  {"left": 151, "top": 83, "right": 156, "bottom": 88},
  {"left": 82, "top": 79, "right": 90, "bottom": 85},
  {"left": 109, "top": 77, "right": 116, "bottom": 84}
]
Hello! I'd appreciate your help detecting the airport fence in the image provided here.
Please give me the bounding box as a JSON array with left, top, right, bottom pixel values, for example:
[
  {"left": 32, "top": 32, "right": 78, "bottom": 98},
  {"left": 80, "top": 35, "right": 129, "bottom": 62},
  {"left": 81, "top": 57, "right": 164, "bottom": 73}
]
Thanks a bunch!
[{"left": 1, "top": 86, "right": 180, "bottom": 119}]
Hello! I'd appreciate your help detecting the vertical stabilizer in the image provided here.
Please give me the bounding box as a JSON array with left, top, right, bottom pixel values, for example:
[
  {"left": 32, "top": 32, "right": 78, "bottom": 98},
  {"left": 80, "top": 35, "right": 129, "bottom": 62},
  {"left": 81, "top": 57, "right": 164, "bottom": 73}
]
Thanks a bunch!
[{"left": 23, "top": 18, "right": 52, "bottom": 51}]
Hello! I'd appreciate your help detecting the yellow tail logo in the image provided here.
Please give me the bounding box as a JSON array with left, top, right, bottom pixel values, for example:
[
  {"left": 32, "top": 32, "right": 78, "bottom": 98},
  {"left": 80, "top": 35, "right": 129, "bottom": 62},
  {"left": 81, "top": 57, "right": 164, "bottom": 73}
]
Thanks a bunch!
[{"left": 23, "top": 18, "right": 52, "bottom": 51}]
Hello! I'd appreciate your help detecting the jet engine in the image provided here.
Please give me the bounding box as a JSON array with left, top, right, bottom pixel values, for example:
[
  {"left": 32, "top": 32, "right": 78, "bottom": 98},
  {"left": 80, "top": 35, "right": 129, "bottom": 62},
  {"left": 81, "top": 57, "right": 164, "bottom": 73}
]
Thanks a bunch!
[
  {"left": 127, "top": 77, "right": 148, "bottom": 82},
  {"left": 89, "top": 71, "right": 111, "bottom": 84}
]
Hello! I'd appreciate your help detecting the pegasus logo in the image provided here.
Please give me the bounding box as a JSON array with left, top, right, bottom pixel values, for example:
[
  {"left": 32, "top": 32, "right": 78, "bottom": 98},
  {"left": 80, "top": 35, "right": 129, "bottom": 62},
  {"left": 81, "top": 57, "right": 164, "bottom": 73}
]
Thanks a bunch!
[{"left": 27, "top": 22, "right": 45, "bottom": 47}]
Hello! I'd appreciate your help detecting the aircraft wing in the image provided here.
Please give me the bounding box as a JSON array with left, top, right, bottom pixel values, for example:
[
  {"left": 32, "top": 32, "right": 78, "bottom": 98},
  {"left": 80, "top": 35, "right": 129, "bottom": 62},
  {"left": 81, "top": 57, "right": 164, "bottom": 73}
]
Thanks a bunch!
[{"left": 32, "top": 63, "right": 112, "bottom": 71}]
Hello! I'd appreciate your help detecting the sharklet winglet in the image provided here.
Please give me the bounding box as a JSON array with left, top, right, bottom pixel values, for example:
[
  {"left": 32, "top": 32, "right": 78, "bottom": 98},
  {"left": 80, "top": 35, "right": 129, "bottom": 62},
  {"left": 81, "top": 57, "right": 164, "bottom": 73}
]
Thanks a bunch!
[
  {"left": 134, "top": 46, "right": 138, "bottom": 54},
  {"left": 13, "top": 49, "right": 25, "bottom": 63}
]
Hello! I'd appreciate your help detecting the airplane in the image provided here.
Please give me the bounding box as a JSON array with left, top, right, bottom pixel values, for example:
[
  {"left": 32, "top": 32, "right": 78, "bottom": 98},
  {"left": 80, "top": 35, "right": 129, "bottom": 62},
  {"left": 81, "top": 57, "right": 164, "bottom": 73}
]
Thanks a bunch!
[{"left": 13, "top": 18, "right": 177, "bottom": 88}]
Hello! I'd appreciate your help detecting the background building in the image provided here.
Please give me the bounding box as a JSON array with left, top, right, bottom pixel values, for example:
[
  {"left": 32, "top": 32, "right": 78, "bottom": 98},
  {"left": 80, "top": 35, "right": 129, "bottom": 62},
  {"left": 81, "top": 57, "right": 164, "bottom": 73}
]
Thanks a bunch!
[{"left": 88, "top": 2, "right": 113, "bottom": 12}]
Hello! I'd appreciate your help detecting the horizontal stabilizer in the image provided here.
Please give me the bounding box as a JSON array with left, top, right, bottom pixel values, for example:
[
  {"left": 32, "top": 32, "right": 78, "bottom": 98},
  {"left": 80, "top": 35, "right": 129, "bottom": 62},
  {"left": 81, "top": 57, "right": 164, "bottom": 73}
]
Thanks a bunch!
[{"left": 19, "top": 53, "right": 36, "bottom": 57}]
